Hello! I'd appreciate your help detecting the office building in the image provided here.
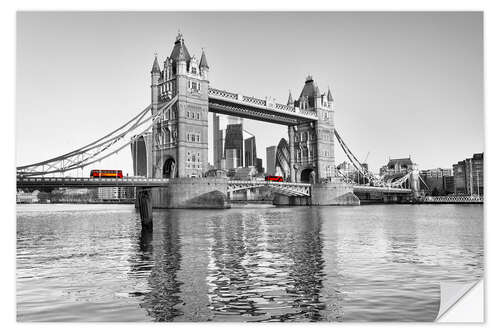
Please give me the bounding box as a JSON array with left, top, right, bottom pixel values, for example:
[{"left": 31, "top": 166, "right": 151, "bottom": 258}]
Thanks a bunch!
[
  {"left": 419, "top": 168, "right": 453, "bottom": 195},
  {"left": 98, "top": 187, "right": 135, "bottom": 201},
  {"left": 244, "top": 136, "right": 257, "bottom": 167},
  {"left": 453, "top": 153, "right": 483, "bottom": 195},
  {"left": 256, "top": 158, "right": 264, "bottom": 174},
  {"left": 224, "top": 124, "right": 243, "bottom": 168},
  {"left": 266, "top": 146, "right": 277, "bottom": 175},
  {"left": 213, "top": 115, "right": 223, "bottom": 169}
]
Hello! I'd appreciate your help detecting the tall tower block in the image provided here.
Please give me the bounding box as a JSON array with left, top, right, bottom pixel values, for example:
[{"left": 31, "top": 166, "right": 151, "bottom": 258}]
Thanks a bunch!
[{"left": 150, "top": 33, "right": 210, "bottom": 178}]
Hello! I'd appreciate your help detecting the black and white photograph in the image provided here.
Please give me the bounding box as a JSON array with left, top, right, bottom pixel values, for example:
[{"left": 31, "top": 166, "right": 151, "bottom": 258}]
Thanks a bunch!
[{"left": 10, "top": 9, "right": 489, "bottom": 325}]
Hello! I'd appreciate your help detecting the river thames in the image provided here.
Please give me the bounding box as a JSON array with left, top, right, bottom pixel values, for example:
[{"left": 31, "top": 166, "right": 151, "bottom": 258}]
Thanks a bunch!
[{"left": 16, "top": 204, "right": 483, "bottom": 322}]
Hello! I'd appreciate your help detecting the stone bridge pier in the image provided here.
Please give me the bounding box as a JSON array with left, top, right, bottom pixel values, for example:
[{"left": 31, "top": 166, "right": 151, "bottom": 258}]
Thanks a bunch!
[
  {"left": 136, "top": 187, "right": 153, "bottom": 230},
  {"left": 274, "top": 179, "right": 360, "bottom": 206},
  {"left": 151, "top": 178, "right": 230, "bottom": 209}
]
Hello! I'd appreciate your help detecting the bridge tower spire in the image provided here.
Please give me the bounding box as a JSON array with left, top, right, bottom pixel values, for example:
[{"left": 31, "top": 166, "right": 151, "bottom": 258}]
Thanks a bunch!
[
  {"left": 150, "top": 54, "right": 161, "bottom": 116},
  {"left": 199, "top": 48, "right": 209, "bottom": 80},
  {"left": 327, "top": 87, "right": 334, "bottom": 107},
  {"left": 148, "top": 33, "right": 209, "bottom": 179},
  {"left": 287, "top": 90, "right": 294, "bottom": 106}
]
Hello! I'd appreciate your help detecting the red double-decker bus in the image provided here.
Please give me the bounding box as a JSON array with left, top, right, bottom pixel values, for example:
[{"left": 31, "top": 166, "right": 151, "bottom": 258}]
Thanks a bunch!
[
  {"left": 90, "top": 169, "right": 123, "bottom": 178},
  {"left": 265, "top": 175, "right": 283, "bottom": 182}
]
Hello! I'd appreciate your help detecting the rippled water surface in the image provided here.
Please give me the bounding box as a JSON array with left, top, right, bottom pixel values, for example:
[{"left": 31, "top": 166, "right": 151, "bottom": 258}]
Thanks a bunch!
[{"left": 17, "top": 204, "right": 483, "bottom": 322}]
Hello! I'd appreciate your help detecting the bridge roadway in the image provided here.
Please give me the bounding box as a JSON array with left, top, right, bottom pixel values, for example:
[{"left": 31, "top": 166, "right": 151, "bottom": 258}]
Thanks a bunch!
[
  {"left": 17, "top": 176, "right": 171, "bottom": 188},
  {"left": 17, "top": 177, "right": 412, "bottom": 196},
  {"left": 16, "top": 177, "right": 312, "bottom": 196}
]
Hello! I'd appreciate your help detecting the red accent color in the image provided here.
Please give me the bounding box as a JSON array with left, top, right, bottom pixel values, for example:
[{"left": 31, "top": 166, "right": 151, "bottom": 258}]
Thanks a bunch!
[
  {"left": 265, "top": 175, "right": 283, "bottom": 182},
  {"left": 90, "top": 169, "right": 123, "bottom": 178}
]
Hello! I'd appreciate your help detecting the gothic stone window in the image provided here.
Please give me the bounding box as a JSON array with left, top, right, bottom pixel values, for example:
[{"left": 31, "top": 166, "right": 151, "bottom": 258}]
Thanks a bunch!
[
  {"left": 189, "top": 81, "right": 200, "bottom": 92},
  {"left": 326, "top": 165, "right": 333, "bottom": 177}
]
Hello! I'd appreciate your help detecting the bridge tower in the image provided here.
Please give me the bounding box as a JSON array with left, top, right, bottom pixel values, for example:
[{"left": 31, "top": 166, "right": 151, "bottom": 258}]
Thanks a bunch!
[
  {"left": 288, "top": 76, "right": 335, "bottom": 183},
  {"left": 150, "top": 33, "right": 210, "bottom": 179}
]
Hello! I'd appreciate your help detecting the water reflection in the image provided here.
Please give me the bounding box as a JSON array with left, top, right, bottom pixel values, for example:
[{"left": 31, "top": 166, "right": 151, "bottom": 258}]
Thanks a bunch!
[
  {"left": 204, "top": 208, "right": 328, "bottom": 322},
  {"left": 125, "top": 229, "right": 154, "bottom": 307},
  {"left": 383, "top": 208, "right": 421, "bottom": 265},
  {"left": 285, "top": 209, "right": 326, "bottom": 321},
  {"left": 139, "top": 229, "right": 153, "bottom": 254},
  {"left": 139, "top": 214, "right": 183, "bottom": 321},
  {"left": 16, "top": 204, "right": 484, "bottom": 322},
  {"left": 127, "top": 227, "right": 153, "bottom": 289}
]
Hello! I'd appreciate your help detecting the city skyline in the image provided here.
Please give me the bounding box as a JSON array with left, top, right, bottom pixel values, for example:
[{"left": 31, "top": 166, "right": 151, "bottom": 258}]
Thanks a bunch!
[{"left": 16, "top": 12, "right": 483, "bottom": 174}]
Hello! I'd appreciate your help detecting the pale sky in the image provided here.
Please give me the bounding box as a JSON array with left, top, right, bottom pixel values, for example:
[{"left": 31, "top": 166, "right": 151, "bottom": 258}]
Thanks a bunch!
[{"left": 16, "top": 12, "right": 483, "bottom": 175}]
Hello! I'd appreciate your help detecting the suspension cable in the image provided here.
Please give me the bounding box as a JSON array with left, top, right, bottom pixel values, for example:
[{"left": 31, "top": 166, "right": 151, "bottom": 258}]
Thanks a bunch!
[
  {"left": 334, "top": 128, "right": 414, "bottom": 188},
  {"left": 334, "top": 129, "right": 371, "bottom": 179},
  {"left": 17, "top": 104, "right": 152, "bottom": 169},
  {"left": 18, "top": 97, "right": 178, "bottom": 176}
]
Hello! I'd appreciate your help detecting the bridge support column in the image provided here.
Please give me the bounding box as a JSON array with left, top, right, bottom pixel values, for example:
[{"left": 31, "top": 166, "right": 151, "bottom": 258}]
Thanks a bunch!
[
  {"left": 310, "top": 179, "right": 360, "bottom": 206},
  {"left": 151, "top": 178, "right": 230, "bottom": 209},
  {"left": 410, "top": 170, "right": 421, "bottom": 200},
  {"left": 382, "top": 193, "right": 413, "bottom": 204},
  {"left": 273, "top": 193, "right": 310, "bottom": 206},
  {"left": 137, "top": 187, "right": 153, "bottom": 230}
]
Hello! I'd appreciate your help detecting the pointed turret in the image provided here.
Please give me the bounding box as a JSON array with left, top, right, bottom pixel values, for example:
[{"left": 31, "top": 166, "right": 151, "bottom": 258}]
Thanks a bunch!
[
  {"left": 199, "top": 49, "right": 209, "bottom": 69},
  {"left": 299, "top": 75, "right": 323, "bottom": 108},
  {"left": 169, "top": 32, "right": 190, "bottom": 75},
  {"left": 300, "top": 75, "right": 318, "bottom": 99},
  {"left": 170, "top": 31, "right": 191, "bottom": 62},
  {"left": 151, "top": 55, "right": 161, "bottom": 74},
  {"left": 327, "top": 87, "right": 334, "bottom": 102},
  {"left": 287, "top": 90, "right": 294, "bottom": 106}
]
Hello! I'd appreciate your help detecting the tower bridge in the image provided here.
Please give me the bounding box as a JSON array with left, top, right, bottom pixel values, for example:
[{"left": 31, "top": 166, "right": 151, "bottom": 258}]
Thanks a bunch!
[
  {"left": 17, "top": 32, "right": 419, "bottom": 228},
  {"left": 140, "top": 32, "right": 336, "bottom": 185}
]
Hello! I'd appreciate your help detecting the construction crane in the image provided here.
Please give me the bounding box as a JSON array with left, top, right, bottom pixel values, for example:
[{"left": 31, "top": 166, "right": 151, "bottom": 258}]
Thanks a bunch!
[{"left": 363, "top": 152, "right": 370, "bottom": 164}]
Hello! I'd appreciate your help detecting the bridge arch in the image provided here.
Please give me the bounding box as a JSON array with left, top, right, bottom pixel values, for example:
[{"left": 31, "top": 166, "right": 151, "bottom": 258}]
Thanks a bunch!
[
  {"left": 300, "top": 167, "right": 315, "bottom": 183},
  {"left": 162, "top": 156, "right": 176, "bottom": 178},
  {"left": 227, "top": 181, "right": 311, "bottom": 198}
]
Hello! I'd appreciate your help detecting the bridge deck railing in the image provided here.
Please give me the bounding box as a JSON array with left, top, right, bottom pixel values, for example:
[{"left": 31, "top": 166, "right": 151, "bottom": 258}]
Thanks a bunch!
[
  {"left": 228, "top": 180, "right": 311, "bottom": 187},
  {"left": 16, "top": 176, "right": 171, "bottom": 187},
  {"left": 423, "top": 195, "right": 483, "bottom": 202},
  {"left": 208, "top": 87, "right": 317, "bottom": 120}
]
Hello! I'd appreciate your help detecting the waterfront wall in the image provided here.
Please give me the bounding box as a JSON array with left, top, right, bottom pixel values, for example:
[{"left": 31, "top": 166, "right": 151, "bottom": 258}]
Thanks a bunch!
[
  {"left": 354, "top": 191, "right": 414, "bottom": 204},
  {"left": 273, "top": 194, "right": 310, "bottom": 206},
  {"left": 354, "top": 191, "right": 384, "bottom": 204},
  {"left": 151, "top": 177, "right": 230, "bottom": 209}
]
